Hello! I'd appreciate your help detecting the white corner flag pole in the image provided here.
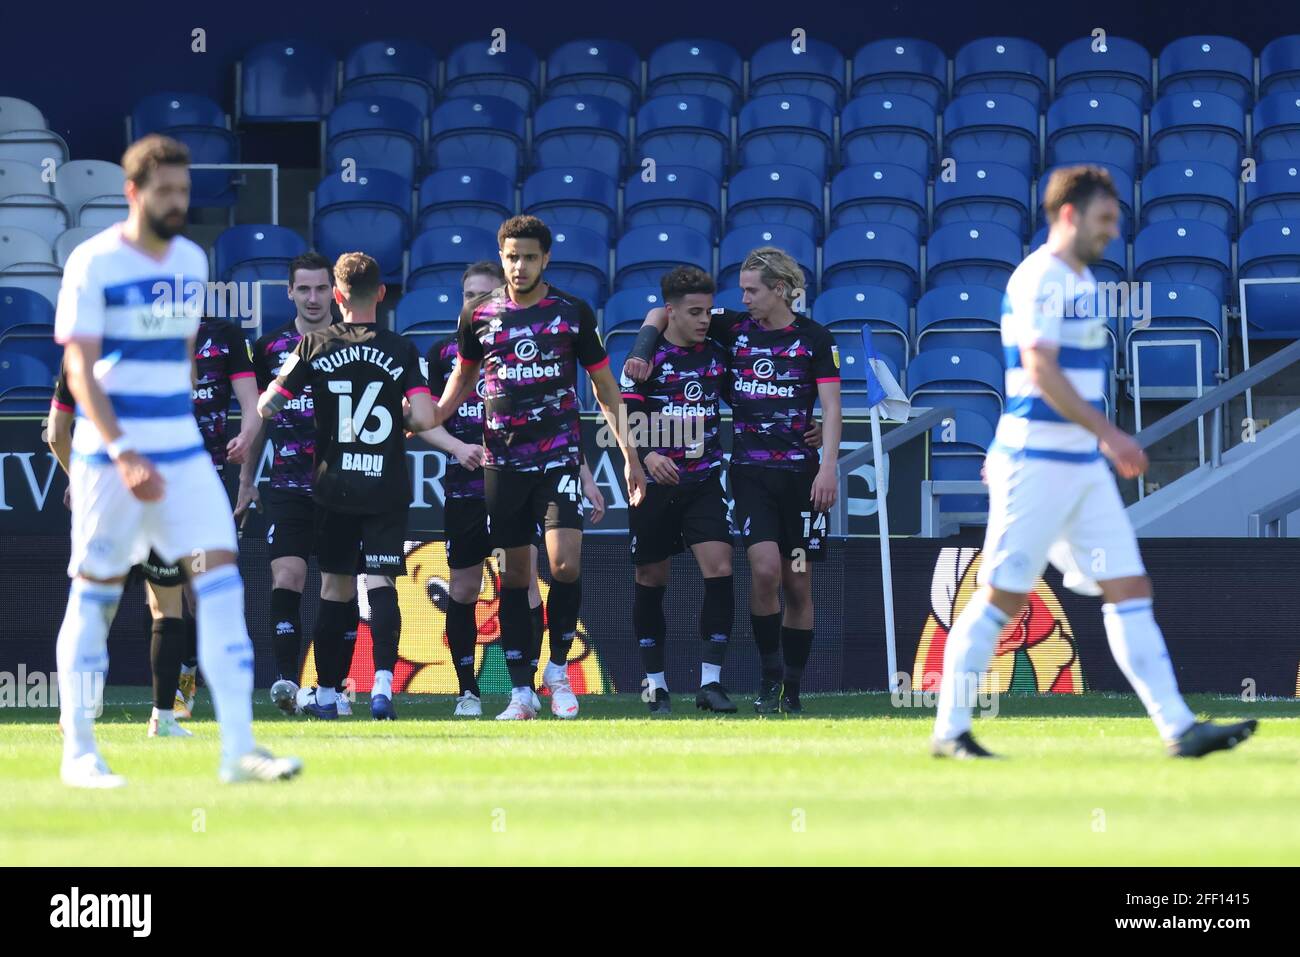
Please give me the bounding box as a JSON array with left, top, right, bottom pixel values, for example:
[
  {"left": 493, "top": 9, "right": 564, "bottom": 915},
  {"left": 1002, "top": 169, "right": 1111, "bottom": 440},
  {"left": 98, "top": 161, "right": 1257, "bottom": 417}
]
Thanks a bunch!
[{"left": 871, "top": 403, "right": 899, "bottom": 693}]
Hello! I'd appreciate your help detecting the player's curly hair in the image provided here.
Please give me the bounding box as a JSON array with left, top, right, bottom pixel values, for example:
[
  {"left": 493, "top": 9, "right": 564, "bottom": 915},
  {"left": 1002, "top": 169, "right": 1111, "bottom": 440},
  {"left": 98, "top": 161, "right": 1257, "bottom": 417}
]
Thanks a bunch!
[
  {"left": 1043, "top": 165, "right": 1118, "bottom": 223},
  {"left": 122, "top": 134, "right": 190, "bottom": 187},
  {"left": 333, "top": 252, "right": 381, "bottom": 299},
  {"left": 497, "top": 215, "right": 552, "bottom": 253},
  {"left": 740, "top": 246, "right": 805, "bottom": 305},
  {"left": 661, "top": 265, "right": 716, "bottom": 303}
]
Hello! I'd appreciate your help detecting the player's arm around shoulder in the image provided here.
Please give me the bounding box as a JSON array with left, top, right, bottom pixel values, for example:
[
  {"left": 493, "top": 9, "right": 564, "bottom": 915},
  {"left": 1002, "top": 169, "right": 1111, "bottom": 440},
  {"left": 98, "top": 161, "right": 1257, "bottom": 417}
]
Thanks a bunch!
[{"left": 623, "top": 306, "right": 670, "bottom": 381}]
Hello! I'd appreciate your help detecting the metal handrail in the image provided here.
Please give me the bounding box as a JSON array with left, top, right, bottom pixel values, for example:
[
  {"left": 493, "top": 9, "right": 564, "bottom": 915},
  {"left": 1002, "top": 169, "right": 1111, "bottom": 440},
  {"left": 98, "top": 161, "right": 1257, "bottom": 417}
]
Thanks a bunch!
[{"left": 1248, "top": 486, "right": 1300, "bottom": 537}]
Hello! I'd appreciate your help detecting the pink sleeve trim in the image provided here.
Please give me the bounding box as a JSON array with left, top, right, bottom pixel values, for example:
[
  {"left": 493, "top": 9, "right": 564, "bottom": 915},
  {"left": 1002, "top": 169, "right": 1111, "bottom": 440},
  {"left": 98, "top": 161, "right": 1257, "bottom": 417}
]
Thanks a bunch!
[
  {"left": 406, "top": 386, "right": 432, "bottom": 398},
  {"left": 816, "top": 376, "right": 841, "bottom": 384},
  {"left": 584, "top": 356, "right": 610, "bottom": 373},
  {"left": 230, "top": 371, "right": 256, "bottom": 380},
  {"left": 51, "top": 400, "right": 73, "bottom": 413},
  {"left": 273, "top": 383, "right": 294, "bottom": 399}
]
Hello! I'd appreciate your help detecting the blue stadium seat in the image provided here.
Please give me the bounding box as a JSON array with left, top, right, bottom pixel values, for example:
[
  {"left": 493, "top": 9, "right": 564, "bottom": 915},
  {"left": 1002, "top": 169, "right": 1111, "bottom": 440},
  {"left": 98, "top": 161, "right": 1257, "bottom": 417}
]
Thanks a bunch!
[
  {"left": 907, "top": 347, "right": 1005, "bottom": 427},
  {"left": 830, "top": 163, "right": 927, "bottom": 238},
  {"left": 750, "top": 38, "right": 846, "bottom": 110},
  {"left": 932, "top": 162, "right": 1031, "bottom": 239},
  {"left": 407, "top": 226, "right": 498, "bottom": 290},
  {"left": 1133, "top": 220, "right": 1232, "bottom": 301},
  {"left": 0, "top": 285, "right": 54, "bottom": 337},
  {"left": 1253, "top": 91, "right": 1300, "bottom": 163},
  {"left": 418, "top": 167, "right": 515, "bottom": 235},
  {"left": 430, "top": 96, "right": 526, "bottom": 183},
  {"left": 1045, "top": 93, "right": 1144, "bottom": 180},
  {"left": 602, "top": 287, "right": 665, "bottom": 335},
  {"left": 623, "top": 166, "right": 722, "bottom": 243},
  {"left": 545, "top": 40, "right": 641, "bottom": 112},
  {"left": 325, "top": 97, "right": 425, "bottom": 182},
  {"left": 1054, "top": 36, "right": 1153, "bottom": 109},
  {"left": 313, "top": 169, "right": 412, "bottom": 283},
  {"left": 711, "top": 287, "right": 748, "bottom": 313},
  {"left": 954, "top": 37, "right": 1049, "bottom": 111},
  {"left": 395, "top": 286, "right": 465, "bottom": 336},
  {"left": 926, "top": 222, "right": 1022, "bottom": 290},
  {"left": 646, "top": 40, "right": 744, "bottom": 112},
  {"left": 51, "top": 161, "right": 126, "bottom": 227},
  {"left": 840, "top": 93, "right": 936, "bottom": 175},
  {"left": 1140, "top": 161, "right": 1239, "bottom": 237},
  {"left": 342, "top": 41, "right": 439, "bottom": 115},
  {"left": 130, "top": 93, "right": 237, "bottom": 207},
  {"left": 0, "top": 332, "right": 61, "bottom": 377},
  {"left": 822, "top": 223, "right": 920, "bottom": 299},
  {"left": 1245, "top": 160, "right": 1300, "bottom": 225},
  {"left": 726, "top": 165, "right": 824, "bottom": 240},
  {"left": 915, "top": 284, "right": 1003, "bottom": 360},
  {"left": 544, "top": 224, "right": 609, "bottom": 307},
  {"left": 1260, "top": 36, "right": 1300, "bottom": 100},
  {"left": 826, "top": 324, "right": 885, "bottom": 405},
  {"left": 444, "top": 40, "right": 540, "bottom": 112},
  {"left": 850, "top": 39, "right": 948, "bottom": 110},
  {"left": 214, "top": 224, "right": 307, "bottom": 284},
  {"left": 1125, "top": 282, "right": 1224, "bottom": 399},
  {"left": 239, "top": 40, "right": 337, "bottom": 122},
  {"left": 1029, "top": 225, "right": 1128, "bottom": 287},
  {"left": 523, "top": 168, "right": 617, "bottom": 241},
  {"left": 1037, "top": 163, "right": 1135, "bottom": 239},
  {"left": 1149, "top": 92, "right": 1245, "bottom": 171},
  {"left": 614, "top": 225, "right": 712, "bottom": 292},
  {"left": 634, "top": 95, "right": 732, "bottom": 183},
  {"left": 943, "top": 93, "right": 1040, "bottom": 176},
  {"left": 1238, "top": 221, "right": 1300, "bottom": 339},
  {"left": 0, "top": 351, "right": 58, "bottom": 413},
  {"left": 930, "top": 409, "right": 997, "bottom": 513},
  {"left": 718, "top": 225, "right": 816, "bottom": 297},
  {"left": 812, "top": 285, "right": 910, "bottom": 376},
  {"left": 532, "top": 95, "right": 629, "bottom": 180},
  {"left": 1158, "top": 36, "right": 1255, "bottom": 108},
  {"left": 737, "top": 94, "right": 834, "bottom": 180}
]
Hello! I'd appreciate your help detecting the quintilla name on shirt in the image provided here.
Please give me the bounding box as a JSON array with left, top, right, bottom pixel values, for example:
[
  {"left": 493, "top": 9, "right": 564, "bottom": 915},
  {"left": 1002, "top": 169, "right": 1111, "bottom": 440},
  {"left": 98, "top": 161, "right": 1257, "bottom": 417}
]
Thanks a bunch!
[{"left": 312, "top": 345, "right": 405, "bottom": 379}]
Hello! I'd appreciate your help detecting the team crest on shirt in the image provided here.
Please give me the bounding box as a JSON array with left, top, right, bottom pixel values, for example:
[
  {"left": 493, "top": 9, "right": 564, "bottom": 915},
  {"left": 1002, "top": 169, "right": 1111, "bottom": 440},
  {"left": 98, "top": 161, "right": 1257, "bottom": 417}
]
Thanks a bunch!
[{"left": 831, "top": 345, "right": 841, "bottom": 369}]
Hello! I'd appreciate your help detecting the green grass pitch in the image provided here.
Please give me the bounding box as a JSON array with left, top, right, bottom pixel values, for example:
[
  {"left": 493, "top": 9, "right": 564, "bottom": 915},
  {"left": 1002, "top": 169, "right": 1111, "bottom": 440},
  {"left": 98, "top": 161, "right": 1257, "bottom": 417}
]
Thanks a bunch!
[{"left": 1, "top": 689, "right": 1296, "bottom": 865}]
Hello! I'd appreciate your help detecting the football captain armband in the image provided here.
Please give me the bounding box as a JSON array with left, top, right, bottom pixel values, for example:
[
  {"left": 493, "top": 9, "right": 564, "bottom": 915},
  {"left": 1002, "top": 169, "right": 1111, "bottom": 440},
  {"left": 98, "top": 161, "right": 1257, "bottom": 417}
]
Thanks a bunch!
[{"left": 629, "top": 325, "right": 660, "bottom": 364}]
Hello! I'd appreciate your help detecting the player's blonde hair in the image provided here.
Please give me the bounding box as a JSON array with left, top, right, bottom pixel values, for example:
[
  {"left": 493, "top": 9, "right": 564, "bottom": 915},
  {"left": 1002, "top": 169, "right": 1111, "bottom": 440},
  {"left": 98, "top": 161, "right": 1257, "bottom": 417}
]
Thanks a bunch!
[
  {"left": 333, "top": 252, "right": 381, "bottom": 300},
  {"left": 741, "top": 246, "right": 805, "bottom": 304}
]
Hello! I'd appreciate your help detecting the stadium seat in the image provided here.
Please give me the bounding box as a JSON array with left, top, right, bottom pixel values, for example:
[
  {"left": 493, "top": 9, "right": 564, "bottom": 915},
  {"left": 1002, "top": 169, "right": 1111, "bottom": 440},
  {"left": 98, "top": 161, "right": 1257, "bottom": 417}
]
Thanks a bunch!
[
  {"left": 313, "top": 169, "right": 412, "bottom": 283},
  {"left": 613, "top": 224, "right": 712, "bottom": 292},
  {"left": 718, "top": 225, "right": 816, "bottom": 297},
  {"left": 429, "top": 96, "right": 526, "bottom": 183},
  {"left": 634, "top": 95, "right": 732, "bottom": 183},
  {"left": 726, "top": 165, "right": 824, "bottom": 240},
  {"left": 1238, "top": 221, "right": 1300, "bottom": 339},
  {"left": 325, "top": 97, "right": 425, "bottom": 183},
  {"left": 0, "top": 332, "right": 61, "bottom": 376},
  {"left": 419, "top": 167, "right": 516, "bottom": 235},
  {"left": 602, "top": 286, "right": 664, "bottom": 335},
  {"left": 53, "top": 227, "right": 98, "bottom": 268},
  {"left": 711, "top": 287, "right": 748, "bottom": 313},
  {"left": 545, "top": 39, "right": 641, "bottom": 112},
  {"left": 1036, "top": 163, "right": 1135, "bottom": 239},
  {"left": 1054, "top": 36, "right": 1154, "bottom": 109},
  {"left": 737, "top": 94, "right": 835, "bottom": 180},
  {"left": 925, "top": 222, "right": 1022, "bottom": 290},
  {"left": 0, "top": 98, "right": 47, "bottom": 134},
  {"left": 0, "top": 226, "right": 59, "bottom": 305},
  {"left": 822, "top": 223, "right": 920, "bottom": 299},
  {"left": 622, "top": 166, "right": 722, "bottom": 243},
  {"left": 943, "top": 93, "right": 1040, "bottom": 176},
  {"left": 1157, "top": 35, "right": 1255, "bottom": 108},
  {"left": 750, "top": 38, "right": 846, "bottom": 110},
  {"left": 129, "top": 92, "right": 238, "bottom": 208},
  {"left": 850, "top": 38, "right": 948, "bottom": 110},
  {"left": 543, "top": 223, "right": 610, "bottom": 307},
  {"left": 342, "top": 41, "right": 440, "bottom": 115},
  {"left": 830, "top": 164, "right": 927, "bottom": 238},
  {"left": 1244, "top": 160, "right": 1300, "bottom": 225},
  {"left": 407, "top": 226, "right": 498, "bottom": 290},
  {"left": 0, "top": 127, "right": 68, "bottom": 168},
  {"left": 1253, "top": 91, "right": 1300, "bottom": 163},
  {"left": 930, "top": 409, "right": 997, "bottom": 513},
  {"left": 532, "top": 95, "right": 629, "bottom": 181},
  {"left": 1029, "top": 225, "right": 1128, "bottom": 288},
  {"left": 0, "top": 192, "right": 69, "bottom": 245},
  {"left": 915, "top": 284, "right": 1004, "bottom": 361},
  {"left": 0, "top": 160, "right": 49, "bottom": 200},
  {"left": 1149, "top": 92, "right": 1245, "bottom": 171},
  {"left": 812, "top": 285, "right": 910, "bottom": 376},
  {"left": 1139, "top": 161, "right": 1239, "bottom": 237},
  {"left": 1045, "top": 93, "right": 1144, "bottom": 180},
  {"left": 953, "top": 37, "right": 1049, "bottom": 111},
  {"left": 394, "top": 286, "right": 463, "bottom": 336},
  {"left": 840, "top": 92, "right": 937, "bottom": 174},
  {"left": 1133, "top": 220, "right": 1232, "bottom": 301},
  {"left": 0, "top": 285, "right": 55, "bottom": 338},
  {"left": 1260, "top": 35, "right": 1300, "bottom": 99},
  {"left": 907, "top": 347, "right": 1005, "bottom": 428},
  {"left": 826, "top": 323, "right": 880, "bottom": 403},
  {"left": 932, "top": 161, "right": 1031, "bottom": 239},
  {"left": 239, "top": 40, "right": 337, "bottom": 122},
  {"left": 0, "top": 351, "right": 58, "bottom": 413},
  {"left": 522, "top": 168, "right": 616, "bottom": 241},
  {"left": 646, "top": 39, "right": 744, "bottom": 112},
  {"left": 52, "top": 161, "right": 126, "bottom": 227},
  {"left": 1125, "top": 282, "right": 1224, "bottom": 399},
  {"left": 214, "top": 224, "right": 307, "bottom": 284},
  {"left": 444, "top": 40, "right": 541, "bottom": 112}
]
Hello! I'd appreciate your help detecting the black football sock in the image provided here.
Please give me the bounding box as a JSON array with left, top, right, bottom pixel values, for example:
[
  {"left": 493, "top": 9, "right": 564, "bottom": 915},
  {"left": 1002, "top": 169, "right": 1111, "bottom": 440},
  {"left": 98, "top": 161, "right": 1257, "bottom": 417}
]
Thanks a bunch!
[
  {"left": 546, "top": 577, "right": 581, "bottom": 667},
  {"left": 150, "top": 617, "right": 187, "bottom": 711},
  {"left": 313, "top": 599, "right": 352, "bottom": 691},
  {"left": 700, "top": 575, "right": 734, "bottom": 669},
  {"left": 182, "top": 610, "right": 198, "bottom": 670},
  {"left": 781, "top": 626, "right": 814, "bottom": 697},
  {"left": 633, "top": 582, "right": 668, "bottom": 676},
  {"left": 337, "top": 597, "right": 360, "bottom": 694},
  {"left": 751, "top": 612, "right": 783, "bottom": 683},
  {"left": 528, "top": 601, "right": 545, "bottom": 687},
  {"left": 499, "top": 587, "right": 534, "bottom": 689},
  {"left": 447, "top": 596, "right": 480, "bottom": 697},
  {"left": 270, "top": 588, "right": 303, "bottom": 683},
  {"left": 368, "top": 587, "right": 400, "bottom": 676}
]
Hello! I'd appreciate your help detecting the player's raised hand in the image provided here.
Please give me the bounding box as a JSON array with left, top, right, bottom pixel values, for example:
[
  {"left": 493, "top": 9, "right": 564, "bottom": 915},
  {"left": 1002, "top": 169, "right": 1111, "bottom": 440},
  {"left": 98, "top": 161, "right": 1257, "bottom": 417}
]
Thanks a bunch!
[
  {"left": 234, "top": 483, "right": 260, "bottom": 521},
  {"left": 625, "top": 458, "right": 647, "bottom": 507},
  {"left": 1100, "top": 427, "right": 1149, "bottom": 480},
  {"left": 622, "top": 356, "right": 652, "bottom": 383},
  {"left": 644, "top": 451, "right": 680, "bottom": 486},
  {"left": 803, "top": 419, "right": 823, "bottom": 449},
  {"left": 116, "top": 451, "right": 164, "bottom": 502},
  {"left": 455, "top": 440, "right": 485, "bottom": 470},
  {"left": 582, "top": 469, "right": 606, "bottom": 523}
]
